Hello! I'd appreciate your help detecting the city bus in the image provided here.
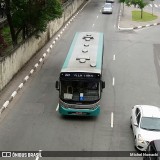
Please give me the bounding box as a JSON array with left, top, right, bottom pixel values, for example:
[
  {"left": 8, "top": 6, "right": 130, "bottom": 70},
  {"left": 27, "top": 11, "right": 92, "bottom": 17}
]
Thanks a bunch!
[{"left": 55, "top": 32, "right": 105, "bottom": 116}]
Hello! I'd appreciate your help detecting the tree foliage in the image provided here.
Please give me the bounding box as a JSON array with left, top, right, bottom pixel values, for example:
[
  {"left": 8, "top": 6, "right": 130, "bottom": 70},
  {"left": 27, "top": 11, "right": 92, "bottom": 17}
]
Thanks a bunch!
[
  {"left": 4, "top": 0, "right": 63, "bottom": 46},
  {"left": 136, "top": 0, "right": 148, "bottom": 18}
]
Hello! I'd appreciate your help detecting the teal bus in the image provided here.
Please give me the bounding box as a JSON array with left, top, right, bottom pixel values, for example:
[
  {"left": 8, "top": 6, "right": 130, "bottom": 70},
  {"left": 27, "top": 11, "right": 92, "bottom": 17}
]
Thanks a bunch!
[{"left": 55, "top": 32, "right": 105, "bottom": 116}]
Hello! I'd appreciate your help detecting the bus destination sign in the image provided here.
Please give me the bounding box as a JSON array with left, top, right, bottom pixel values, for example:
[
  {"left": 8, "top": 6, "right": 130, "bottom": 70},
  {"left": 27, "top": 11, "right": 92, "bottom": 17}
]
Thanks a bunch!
[{"left": 60, "top": 72, "right": 100, "bottom": 78}]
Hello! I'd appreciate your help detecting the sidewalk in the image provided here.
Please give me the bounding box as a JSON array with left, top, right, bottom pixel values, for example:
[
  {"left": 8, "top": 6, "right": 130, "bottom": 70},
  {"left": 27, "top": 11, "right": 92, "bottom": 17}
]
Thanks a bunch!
[{"left": 118, "top": 4, "right": 160, "bottom": 30}]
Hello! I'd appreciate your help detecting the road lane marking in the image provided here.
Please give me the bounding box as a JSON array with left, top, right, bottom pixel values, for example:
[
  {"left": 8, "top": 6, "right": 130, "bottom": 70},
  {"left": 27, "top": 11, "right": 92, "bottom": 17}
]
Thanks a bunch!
[
  {"left": 97, "top": 15, "right": 98, "bottom": 18},
  {"left": 56, "top": 104, "right": 59, "bottom": 111},
  {"left": 92, "top": 24, "right": 95, "bottom": 27},
  {"left": 112, "top": 77, "right": 115, "bottom": 86},
  {"left": 113, "top": 55, "right": 115, "bottom": 60},
  {"left": 111, "top": 112, "right": 114, "bottom": 128}
]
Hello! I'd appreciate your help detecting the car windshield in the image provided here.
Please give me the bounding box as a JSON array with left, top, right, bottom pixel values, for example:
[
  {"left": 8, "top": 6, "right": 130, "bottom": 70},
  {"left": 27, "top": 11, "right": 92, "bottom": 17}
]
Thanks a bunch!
[
  {"left": 140, "top": 117, "right": 160, "bottom": 131},
  {"left": 104, "top": 3, "right": 111, "bottom": 7},
  {"left": 60, "top": 80, "right": 100, "bottom": 102}
]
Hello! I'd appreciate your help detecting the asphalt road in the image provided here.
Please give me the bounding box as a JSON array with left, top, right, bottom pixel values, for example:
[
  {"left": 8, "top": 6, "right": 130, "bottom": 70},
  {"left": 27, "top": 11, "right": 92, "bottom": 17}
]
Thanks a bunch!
[{"left": 0, "top": 0, "right": 160, "bottom": 160}]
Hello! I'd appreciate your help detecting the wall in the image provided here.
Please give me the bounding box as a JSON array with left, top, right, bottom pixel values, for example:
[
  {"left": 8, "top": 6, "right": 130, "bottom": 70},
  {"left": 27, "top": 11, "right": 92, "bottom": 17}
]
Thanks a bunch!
[{"left": 0, "top": 0, "right": 85, "bottom": 91}]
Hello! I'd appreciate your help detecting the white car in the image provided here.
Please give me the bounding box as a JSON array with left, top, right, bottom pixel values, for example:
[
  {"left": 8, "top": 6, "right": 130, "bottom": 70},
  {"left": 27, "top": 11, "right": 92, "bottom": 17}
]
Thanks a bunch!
[
  {"left": 102, "top": 3, "right": 113, "bottom": 14},
  {"left": 130, "top": 105, "right": 160, "bottom": 151}
]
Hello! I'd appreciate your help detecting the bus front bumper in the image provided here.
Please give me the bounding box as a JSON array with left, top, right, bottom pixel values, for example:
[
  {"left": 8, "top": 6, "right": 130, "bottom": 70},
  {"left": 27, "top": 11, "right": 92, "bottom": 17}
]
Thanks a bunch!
[{"left": 59, "top": 105, "right": 100, "bottom": 116}]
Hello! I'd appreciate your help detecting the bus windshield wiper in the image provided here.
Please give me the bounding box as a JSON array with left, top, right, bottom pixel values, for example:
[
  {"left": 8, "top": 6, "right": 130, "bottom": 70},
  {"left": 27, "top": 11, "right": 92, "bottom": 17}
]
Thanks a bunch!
[
  {"left": 147, "top": 128, "right": 160, "bottom": 131},
  {"left": 141, "top": 127, "right": 150, "bottom": 130}
]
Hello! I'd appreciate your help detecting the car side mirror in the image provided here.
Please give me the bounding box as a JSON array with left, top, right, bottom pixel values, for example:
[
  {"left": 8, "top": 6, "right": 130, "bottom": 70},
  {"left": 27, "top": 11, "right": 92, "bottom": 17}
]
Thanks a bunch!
[{"left": 55, "top": 81, "right": 59, "bottom": 90}]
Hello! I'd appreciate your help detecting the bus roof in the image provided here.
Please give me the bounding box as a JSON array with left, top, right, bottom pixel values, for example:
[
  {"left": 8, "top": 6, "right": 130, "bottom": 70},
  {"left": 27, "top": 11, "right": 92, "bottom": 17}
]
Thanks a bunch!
[{"left": 61, "top": 32, "right": 104, "bottom": 74}]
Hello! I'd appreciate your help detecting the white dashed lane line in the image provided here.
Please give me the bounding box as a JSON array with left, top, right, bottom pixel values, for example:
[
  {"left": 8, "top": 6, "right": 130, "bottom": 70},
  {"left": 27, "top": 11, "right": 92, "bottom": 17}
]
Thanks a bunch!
[
  {"left": 56, "top": 104, "right": 59, "bottom": 111},
  {"left": 111, "top": 112, "right": 114, "bottom": 128},
  {"left": 112, "top": 77, "right": 115, "bottom": 86},
  {"left": 113, "top": 54, "right": 115, "bottom": 60}
]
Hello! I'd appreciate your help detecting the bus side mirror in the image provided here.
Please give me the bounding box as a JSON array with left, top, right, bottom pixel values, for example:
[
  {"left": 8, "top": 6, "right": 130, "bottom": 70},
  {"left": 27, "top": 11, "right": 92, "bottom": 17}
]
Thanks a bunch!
[
  {"left": 102, "top": 81, "right": 105, "bottom": 89},
  {"left": 55, "top": 81, "right": 59, "bottom": 90}
]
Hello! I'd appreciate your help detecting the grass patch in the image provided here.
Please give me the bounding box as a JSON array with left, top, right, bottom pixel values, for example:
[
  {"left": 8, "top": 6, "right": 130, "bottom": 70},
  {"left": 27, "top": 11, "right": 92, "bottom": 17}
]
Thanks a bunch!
[{"left": 132, "top": 10, "right": 158, "bottom": 22}]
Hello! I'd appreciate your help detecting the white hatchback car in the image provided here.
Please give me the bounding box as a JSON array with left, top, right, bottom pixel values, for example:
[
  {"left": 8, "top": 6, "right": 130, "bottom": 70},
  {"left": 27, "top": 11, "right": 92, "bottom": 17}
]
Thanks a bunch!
[
  {"left": 102, "top": 3, "right": 113, "bottom": 14},
  {"left": 130, "top": 105, "right": 160, "bottom": 151}
]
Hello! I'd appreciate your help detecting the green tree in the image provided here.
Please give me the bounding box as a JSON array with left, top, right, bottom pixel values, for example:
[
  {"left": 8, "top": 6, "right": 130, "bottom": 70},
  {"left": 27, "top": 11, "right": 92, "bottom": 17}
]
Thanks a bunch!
[
  {"left": 136, "top": 0, "right": 148, "bottom": 18},
  {"left": 4, "top": 0, "right": 17, "bottom": 46},
  {"left": 125, "top": 0, "right": 147, "bottom": 19},
  {"left": 4, "top": 0, "right": 63, "bottom": 46}
]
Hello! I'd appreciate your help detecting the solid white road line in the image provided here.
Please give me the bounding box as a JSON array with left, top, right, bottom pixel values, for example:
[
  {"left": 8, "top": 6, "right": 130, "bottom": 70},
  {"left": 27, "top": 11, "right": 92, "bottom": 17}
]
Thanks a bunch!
[
  {"left": 111, "top": 112, "right": 114, "bottom": 128},
  {"left": 56, "top": 104, "right": 59, "bottom": 111}
]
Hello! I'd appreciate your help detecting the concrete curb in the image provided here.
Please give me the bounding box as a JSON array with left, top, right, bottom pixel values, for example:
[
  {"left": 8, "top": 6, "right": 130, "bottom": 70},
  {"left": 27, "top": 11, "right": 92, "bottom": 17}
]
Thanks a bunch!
[
  {"left": 118, "top": 5, "right": 160, "bottom": 30},
  {"left": 118, "top": 22, "right": 160, "bottom": 30},
  {"left": 0, "top": 0, "right": 90, "bottom": 117}
]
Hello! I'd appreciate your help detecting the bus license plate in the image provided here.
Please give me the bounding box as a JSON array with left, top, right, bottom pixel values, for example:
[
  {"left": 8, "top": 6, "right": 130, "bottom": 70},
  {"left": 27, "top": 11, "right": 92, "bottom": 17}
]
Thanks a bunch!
[{"left": 75, "top": 112, "right": 86, "bottom": 115}]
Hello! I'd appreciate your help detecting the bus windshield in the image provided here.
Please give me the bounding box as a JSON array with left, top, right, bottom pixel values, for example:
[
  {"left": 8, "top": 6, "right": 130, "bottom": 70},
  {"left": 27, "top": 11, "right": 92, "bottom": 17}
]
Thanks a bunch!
[{"left": 60, "top": 80, "right": 100, "bottom": 102}]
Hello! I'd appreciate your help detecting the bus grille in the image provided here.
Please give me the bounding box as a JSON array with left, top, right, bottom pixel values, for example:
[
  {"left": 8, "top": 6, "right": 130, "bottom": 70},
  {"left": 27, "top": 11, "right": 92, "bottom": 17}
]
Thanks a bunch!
[{"left": 59, "top": 100, "right": 100, "bottom": 109}]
